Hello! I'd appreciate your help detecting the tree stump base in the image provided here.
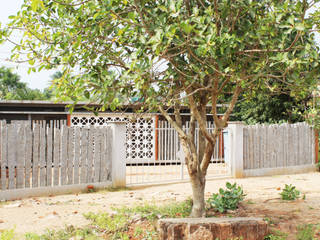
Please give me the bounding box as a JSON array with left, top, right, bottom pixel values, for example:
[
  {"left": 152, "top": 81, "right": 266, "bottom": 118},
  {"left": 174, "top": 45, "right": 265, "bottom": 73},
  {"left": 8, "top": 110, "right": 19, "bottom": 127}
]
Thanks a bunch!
[{"left": 158, "top": 217, "right": 269, "bottom": 240}]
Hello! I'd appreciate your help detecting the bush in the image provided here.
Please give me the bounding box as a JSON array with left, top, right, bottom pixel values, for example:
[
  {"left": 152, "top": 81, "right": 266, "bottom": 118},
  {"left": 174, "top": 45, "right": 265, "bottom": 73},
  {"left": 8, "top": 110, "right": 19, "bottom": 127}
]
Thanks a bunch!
[
  {"left": 207, "top": 182, "right": 245, "bottom": 213},
  {"left": 280, "top": 184, "right": 300, "bottom": 201}
]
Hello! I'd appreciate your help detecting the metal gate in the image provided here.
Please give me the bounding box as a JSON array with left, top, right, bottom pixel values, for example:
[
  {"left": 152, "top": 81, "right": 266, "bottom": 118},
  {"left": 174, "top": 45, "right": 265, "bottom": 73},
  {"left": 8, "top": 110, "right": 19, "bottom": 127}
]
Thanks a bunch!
[{"left": 126, "top": 120, "right": 231, "bottom": 185}]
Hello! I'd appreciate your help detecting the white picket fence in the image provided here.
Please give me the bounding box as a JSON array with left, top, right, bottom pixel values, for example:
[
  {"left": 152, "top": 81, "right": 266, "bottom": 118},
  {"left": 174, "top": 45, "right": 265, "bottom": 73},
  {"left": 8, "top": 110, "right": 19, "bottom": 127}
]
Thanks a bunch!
[{"left": 0, "top": 121, "right": 112, "bottom": 199}]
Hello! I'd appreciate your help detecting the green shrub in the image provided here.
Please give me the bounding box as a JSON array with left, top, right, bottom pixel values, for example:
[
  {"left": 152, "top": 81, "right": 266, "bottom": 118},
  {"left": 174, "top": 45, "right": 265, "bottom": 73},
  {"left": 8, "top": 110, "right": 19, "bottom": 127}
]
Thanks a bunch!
[
  {"left": 280, "top": 184, "right": 300, "bottom": 201},
  {"left": 206, "top": 182, "right": 245, "bottom": 213},
  {"left": 0, "top": 229, "right": 16, "bottom": 240},
  {"left": 296, "top": 224, "right": 315, "bottom": 240}
]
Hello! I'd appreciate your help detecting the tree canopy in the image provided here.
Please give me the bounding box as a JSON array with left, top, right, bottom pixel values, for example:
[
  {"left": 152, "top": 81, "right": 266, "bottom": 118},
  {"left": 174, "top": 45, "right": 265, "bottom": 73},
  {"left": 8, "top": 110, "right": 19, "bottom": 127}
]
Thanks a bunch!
[
  {"left": 0, "top": 66, "right": 52, "bottom": 100},
  {"left": 2, "top": 0, "right": 320, "bottom": 217}
]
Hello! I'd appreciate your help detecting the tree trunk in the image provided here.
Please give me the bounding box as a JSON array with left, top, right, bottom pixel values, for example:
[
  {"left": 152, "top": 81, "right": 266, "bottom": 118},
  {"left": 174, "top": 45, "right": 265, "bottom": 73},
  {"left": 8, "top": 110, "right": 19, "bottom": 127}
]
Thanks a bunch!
[{"left": 190, "top": 173, "right": 206, "bottom": 217}]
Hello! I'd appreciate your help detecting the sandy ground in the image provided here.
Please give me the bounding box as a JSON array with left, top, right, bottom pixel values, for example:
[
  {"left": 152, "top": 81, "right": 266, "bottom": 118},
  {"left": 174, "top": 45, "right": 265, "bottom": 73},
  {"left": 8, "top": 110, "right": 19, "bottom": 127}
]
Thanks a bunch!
[{"left": 0, "top": 172, "right": 320, "bottom": 237}]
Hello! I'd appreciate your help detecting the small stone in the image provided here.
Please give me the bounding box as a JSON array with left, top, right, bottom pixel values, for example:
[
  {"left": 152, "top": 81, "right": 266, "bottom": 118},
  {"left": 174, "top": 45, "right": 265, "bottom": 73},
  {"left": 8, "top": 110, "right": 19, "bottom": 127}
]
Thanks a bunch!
[{"left": 3, "top": 202, "right": 22, "bottom": 208}]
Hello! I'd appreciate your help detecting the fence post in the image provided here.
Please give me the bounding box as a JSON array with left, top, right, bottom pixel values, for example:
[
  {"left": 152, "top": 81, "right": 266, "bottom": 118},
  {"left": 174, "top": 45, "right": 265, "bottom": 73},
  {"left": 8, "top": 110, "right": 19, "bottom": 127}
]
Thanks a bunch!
[
  {"left": 109, "top": 122, "right": 126, "bottom": 188},
  {"left": 227, "top": 122, "right": 244, "bottom": 178}
]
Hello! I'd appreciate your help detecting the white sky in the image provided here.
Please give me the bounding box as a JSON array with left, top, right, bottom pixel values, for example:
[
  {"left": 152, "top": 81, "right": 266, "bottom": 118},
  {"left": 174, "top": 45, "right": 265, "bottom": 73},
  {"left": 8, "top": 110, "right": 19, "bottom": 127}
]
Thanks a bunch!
[{"left": 0, "top": 0, "right": 55, "bottom": 90}]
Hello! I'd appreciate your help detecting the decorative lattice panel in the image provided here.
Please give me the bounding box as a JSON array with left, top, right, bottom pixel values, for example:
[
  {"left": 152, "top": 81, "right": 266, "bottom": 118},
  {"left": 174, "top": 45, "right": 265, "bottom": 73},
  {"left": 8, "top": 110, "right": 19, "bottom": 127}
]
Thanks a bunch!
[{"left": 70, "top": 114, "right": 155, "bottom": 161}]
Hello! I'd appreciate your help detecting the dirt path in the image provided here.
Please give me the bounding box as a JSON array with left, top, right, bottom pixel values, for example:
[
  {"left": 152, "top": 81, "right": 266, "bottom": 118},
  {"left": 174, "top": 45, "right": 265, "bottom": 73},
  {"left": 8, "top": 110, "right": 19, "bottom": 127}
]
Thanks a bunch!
[{"left": 0, "top": 172, "right": 320, "bottom": 237}]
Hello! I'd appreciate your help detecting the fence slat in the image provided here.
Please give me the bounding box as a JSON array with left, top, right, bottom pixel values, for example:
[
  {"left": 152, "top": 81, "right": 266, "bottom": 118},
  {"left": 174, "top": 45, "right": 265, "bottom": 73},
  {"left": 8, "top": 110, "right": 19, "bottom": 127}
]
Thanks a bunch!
[
  {"left": 87, "top": 128, "right": 94, "bottom": 183},
  {"left": 67, "top": 127, "right": 74, "bottom": 185},
  {"left": 80, "top": 128, "right": 88, "bottom": 183},
  {"left": 94, "top": 128, "right": 101, "bottom": 182},
  {"left": 32, "top": 124, "right": 40, "bottom": 188},
  {"left": 16, "top": 125, "right": 25, "bottom": 189},
  {"left": 39, "top": 124, "right": 46, "bottom": 187},
  {"left": 53, "top": 127, "right": 60, "bottom": 186},
  {"left": 25, "top": 124, "right": 32, "bottom": 188},
  {"left": 46, "top": 124, "right": 53, "bottom": 186},
  {"left": 1, "top": 121, "right": 7, "bottom": 190},
  {"left": 8, "top": 124, "right": 16, "bottom": 189},
  {"left": 60, "top": 126, "right": 68, "bottom": 185},
  {"left": 100, "top": 128, "right": 107, "bottom": 182},
  {"left": 74, "top": 127, "right": 80, "bottom": 184},
  {"left": 106, "top": 127, "right": 112, "bottom": 181}
]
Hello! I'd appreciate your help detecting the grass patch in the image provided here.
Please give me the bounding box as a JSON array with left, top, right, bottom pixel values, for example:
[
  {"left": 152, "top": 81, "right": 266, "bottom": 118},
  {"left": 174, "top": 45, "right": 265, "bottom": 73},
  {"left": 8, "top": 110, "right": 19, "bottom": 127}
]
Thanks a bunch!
[
  {"left": 0, "top": 229, "right": 16, "bottom": 240},
  {"left": 115, "top": 198, "right": 193, "bottom": 220},
  {"left": 264, "top": 229, "right": 288, "bottom": 240},
  {"left": 25, "top": 225, "right": 101, "bottom": 240}
]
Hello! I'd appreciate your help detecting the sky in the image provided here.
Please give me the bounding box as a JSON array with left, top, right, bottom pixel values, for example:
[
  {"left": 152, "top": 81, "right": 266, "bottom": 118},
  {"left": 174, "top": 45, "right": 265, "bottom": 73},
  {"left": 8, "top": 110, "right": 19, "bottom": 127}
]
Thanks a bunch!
[{"left": 0, "top": 0, "right": 55, "bottom": 90}]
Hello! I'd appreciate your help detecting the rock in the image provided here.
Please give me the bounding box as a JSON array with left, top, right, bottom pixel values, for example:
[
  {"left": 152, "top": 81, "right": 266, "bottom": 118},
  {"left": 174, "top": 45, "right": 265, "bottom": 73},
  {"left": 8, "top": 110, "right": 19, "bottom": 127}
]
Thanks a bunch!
[
  {"left": 158, "top": 217, "right": 269, "bottom": 240},
  {"left": 3, "top": 202, "right": 22, "bottom": 208},
  {"left": 0, "top": 219, "right": 4, "bottom": 223}
]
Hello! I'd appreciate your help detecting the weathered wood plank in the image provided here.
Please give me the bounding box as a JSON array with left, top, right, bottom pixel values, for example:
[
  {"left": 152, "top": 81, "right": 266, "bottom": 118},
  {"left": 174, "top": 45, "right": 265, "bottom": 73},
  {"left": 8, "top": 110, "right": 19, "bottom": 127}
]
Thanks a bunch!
[
  {"left": 0, "top": 121, "right": 7, "bottom": 190},
  {"left": 278, "top": 125, "right": 283, "bottom": 167},
  {"left": 60, "top": 126, "right": 68, "bottom": 185},
  {"left": 311, "top": 126, "right": 315, "bottom": 163},
  {"left": 16, "top": 125, "right": 25, "bottom": 189},
  {"left": 80, "top": 128, "right": 88, "bottom": 183},
  {"left": 99, "top": 128, "right": 107, "bottom": 182},
  {"left": 243, "top": 128, "right": 248, "bottom": 169},
  {"left": 248, "top": 127, "right": 254, "bottom": 169},
  {"left": 24, "top": 125, "right": 32, "bottom": 188},
  {"left": 73, "top": 127, "right": 80, "bottom": 184},
  {"left": 67, "top": 127, "right": 74, "bottom": 185},
  {"left": 260, "top": 125, "right": 265, "bottom": 169},
  {"left": 93, "top": 128, "right": 101, "bottom": 183},
  {"left": 53, "top": 127, "right": 60, "bottom": 186},
  {"left": 32, "top": 124, "right": 40, "bottom": 188},
  {"left": 39, "top": 124, "right": 46, "bottom": 187},
  {"left": 105, "top": 127, "right": 112, "bottom": 181},
  {"left": 8, "top": 124, "right": 17, "bottom": 189},
  {"left": 46, "top": 124, "right": 53, "bottom": 186},
  {"left": 87, "top": 128, "right": 94, "bottom": 183},
  {"left": 253, "top": 126, "right": 258, "bottom": 169}
]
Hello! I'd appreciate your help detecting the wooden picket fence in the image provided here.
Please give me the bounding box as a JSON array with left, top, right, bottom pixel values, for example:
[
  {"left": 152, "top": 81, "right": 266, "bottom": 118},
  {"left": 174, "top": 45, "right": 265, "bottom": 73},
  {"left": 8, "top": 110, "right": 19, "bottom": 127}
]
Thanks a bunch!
[
  {"left": 0, "top": 121, "right": 112, "bottom": 191},
  {"left": 243, "top": 122, "right": 315, "bottom": 170}
]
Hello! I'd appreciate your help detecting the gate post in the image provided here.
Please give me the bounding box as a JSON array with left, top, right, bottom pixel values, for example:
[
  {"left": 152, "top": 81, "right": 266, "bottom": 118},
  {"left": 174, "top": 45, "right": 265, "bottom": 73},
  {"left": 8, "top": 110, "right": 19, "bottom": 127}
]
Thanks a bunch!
[
  {"left": 109, "top": 122, "right": 126, "bottom": 188},
  {"left": 227, "top": 122, "right": 244, "bottom": 178}
]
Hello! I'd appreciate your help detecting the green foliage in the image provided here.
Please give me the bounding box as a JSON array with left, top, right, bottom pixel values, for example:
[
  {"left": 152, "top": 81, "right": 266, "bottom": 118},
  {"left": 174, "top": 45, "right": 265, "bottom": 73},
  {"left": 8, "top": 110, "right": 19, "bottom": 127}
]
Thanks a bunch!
[
  {"left": 207, "top": 182, "right": 245, "bottom": 213},
  {"left": 84, "top": 212, "right": 129, "bottom": 235},
  {"left": 0, "top": 66, "right": 52, "bottom": 100},
  {"left": 231, "top": 92, "right": 308, "bottom": 124},
  {"left": 115, "top": 198, "right": 193, "bottom": 220},
  {"left": 280, "top": 184, "right": 301, "bottom": 201},
  {"left": 296, "top": 224, "right": 315, "bottom": 240},
  {"left": 3, "top": 0, "right": 319, "bottom": 110},
  {"left": 264, "top": 229, "right": 288, "bottom": 240},
  {"left": 0, "top": 229, "right": 16, "bottom": 240},
  {"left": 25, "top": 225, "right": 100, "bottom": 240}
]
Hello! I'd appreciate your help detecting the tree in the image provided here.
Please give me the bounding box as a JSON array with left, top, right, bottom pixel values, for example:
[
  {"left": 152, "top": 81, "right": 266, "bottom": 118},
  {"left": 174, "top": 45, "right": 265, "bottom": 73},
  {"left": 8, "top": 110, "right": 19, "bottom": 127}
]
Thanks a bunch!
[
  {"left": 231, "top": 91, "right": 310, "bottom": 124},
  {"left": 0, "top": 66, "right": 28, "bottom": 99},
  {"left": 0, "top": 66, "right": 53, "bottom": 100},
  {"left": 2, "top": 0, "right": 320, "bottom": 217}
]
